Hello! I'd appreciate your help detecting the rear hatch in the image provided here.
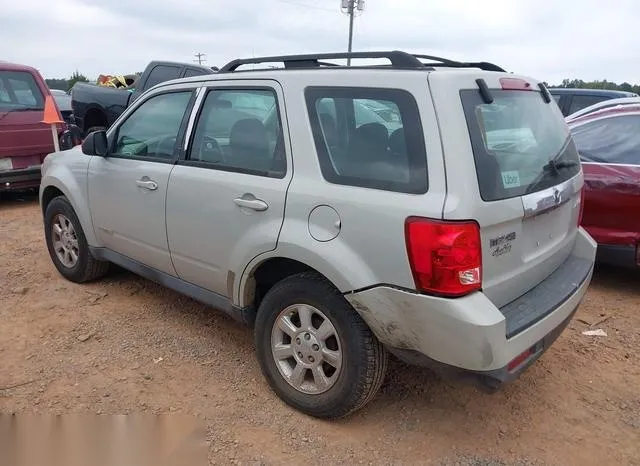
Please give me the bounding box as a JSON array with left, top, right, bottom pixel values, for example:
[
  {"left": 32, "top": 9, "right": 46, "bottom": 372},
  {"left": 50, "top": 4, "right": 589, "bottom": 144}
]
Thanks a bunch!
[
  {"left": 0, "top": 69, "right": 53, "bottom": 170},
  {"left": 429, "top": 72, "right": 583, "bottom": 309}
]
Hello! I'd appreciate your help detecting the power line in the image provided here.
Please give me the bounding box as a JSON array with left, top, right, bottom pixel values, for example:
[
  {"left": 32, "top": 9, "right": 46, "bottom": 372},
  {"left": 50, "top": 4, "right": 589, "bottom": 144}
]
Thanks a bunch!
[
  {"left": 194, "top": 52, "right": 206, "bottom": 65},
  {"left": 276, "top": 0, "right": 335, "bottom": 12}
]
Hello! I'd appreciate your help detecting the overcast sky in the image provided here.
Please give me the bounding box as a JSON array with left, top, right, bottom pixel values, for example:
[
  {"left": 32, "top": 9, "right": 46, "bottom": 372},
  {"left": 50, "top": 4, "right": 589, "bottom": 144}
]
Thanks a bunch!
[{"left": 3, "top": 0, "right": 639, "bottom": 84}]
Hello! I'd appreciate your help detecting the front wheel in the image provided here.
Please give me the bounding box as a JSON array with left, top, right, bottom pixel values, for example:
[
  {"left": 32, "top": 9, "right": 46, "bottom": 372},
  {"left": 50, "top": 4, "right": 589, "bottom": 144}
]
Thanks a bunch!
[
  {"left": 44, "top": 196, "right": 109, "bottom": 283},
  {"left": 254, "top": 273, "right": 388, "bottom": 419}
]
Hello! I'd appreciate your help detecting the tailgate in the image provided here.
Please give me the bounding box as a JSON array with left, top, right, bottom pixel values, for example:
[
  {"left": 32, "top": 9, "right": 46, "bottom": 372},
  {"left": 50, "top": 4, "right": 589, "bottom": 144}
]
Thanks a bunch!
[{"left": 430, "top": 71, "right": 583, "bottom": 309}]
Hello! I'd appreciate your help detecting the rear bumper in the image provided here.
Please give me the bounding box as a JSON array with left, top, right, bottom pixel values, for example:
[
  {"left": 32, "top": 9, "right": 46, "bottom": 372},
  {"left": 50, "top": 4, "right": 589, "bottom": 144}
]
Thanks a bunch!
[
  {"left": 346, "top": 228, "right": 597, "bottom": 387},
  {"left": 596, "top": 243, "right": 639, "bottom": 268},
  {"left": 0, "top": 166, "right": 42, "bottom": 191}
]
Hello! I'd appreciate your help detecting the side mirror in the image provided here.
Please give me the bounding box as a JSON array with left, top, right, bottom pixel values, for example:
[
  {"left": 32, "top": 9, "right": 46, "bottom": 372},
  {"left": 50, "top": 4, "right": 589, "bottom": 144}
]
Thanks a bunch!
[{"left": 81, "top": 130, "right": 108, "bottom": 156}]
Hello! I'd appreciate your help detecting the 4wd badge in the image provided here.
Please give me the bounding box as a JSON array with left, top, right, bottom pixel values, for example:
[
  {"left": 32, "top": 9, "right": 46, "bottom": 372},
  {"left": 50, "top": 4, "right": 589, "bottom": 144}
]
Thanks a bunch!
[{"left": 490, "top": 232, "right": 516, "bottom": 257}]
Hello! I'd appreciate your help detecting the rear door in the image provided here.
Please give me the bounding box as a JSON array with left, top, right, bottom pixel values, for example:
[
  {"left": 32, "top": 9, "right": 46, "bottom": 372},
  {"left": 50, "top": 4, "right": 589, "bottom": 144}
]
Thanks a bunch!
[
  {"left": 166, "top": 81, "right": 291, "bottom": 298},
  {"left": 430, "top": 73, "right": 583, "bottom": 308},
  {"left": 570, "top": 112, "right": 640, "bottom": 247},
  {"left": 0, "top": 70, "right": 52, "bottom": 170}
]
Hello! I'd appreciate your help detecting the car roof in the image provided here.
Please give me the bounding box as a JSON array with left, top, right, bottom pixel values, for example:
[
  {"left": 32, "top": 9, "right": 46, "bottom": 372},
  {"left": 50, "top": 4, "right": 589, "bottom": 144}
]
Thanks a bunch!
[
  {"left": 549, "top": 87, "right": 637, "bottom": 97},
  {"left": 0, "top": 60, "right": 39, "bottom": 73},
  {"left": 567, "top": 102, "right": 640, "bottom": 127},
  {"left": 566, "top": 96, "right": 640, "bottom": 123}
]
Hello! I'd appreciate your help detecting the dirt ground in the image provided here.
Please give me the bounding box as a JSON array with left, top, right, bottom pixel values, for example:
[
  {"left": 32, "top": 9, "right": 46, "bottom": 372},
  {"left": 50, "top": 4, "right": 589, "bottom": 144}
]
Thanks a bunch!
[{"left": 0, "top": 192, "right": 638, "bottom": 466}]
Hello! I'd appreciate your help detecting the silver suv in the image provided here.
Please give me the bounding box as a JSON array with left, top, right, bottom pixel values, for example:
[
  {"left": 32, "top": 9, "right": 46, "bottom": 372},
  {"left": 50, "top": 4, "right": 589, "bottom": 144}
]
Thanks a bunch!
[{"left": 39, "top": 51, "right": 597, "bottom": 419}]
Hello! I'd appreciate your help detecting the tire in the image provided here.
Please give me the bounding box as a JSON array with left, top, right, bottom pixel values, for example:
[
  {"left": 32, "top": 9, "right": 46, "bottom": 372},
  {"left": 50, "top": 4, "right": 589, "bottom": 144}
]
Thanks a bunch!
[
  {"left": 254, "top": 272, "right": 388, "bottom": 419},
  {"left": 85, "top": 126, "right": 106, "bottom": 137},
  {"left": 44, "top": 196, "right": 109, "bottom": 283}
]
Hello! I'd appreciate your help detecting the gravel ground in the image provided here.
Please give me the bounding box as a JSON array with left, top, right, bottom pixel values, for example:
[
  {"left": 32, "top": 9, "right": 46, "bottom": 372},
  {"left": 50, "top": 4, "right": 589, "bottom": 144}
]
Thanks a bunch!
[{"left": 1, "top": 192, "right": 639, "bottom": 465}]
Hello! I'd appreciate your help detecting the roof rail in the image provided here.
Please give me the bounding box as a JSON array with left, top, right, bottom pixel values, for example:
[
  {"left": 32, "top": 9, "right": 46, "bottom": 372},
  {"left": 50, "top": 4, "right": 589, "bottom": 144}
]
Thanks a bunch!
[{"left": 219, "top": 51, "right": 505, "bottom": 73}]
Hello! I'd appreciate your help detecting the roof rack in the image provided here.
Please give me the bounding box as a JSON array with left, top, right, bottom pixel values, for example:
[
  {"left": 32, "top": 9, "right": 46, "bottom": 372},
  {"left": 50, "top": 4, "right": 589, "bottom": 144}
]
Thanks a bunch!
[{"left": 219, "top": 51, "right": 505, "bottom": 73}]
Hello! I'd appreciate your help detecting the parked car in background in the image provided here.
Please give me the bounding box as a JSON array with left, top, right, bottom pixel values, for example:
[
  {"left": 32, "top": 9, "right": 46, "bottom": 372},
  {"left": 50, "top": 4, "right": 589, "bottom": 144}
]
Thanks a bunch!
[
  {"left": 71, "top": 60, "right": 215, "bottom": 136},
  {"left": 40, "top": 50, "right": 596, "bottom": 419},
  {"left": 0, "top": 61, "right": 65, "bottom": 191},
  {"left": 50, "top": 88, "right": 73, "bottom": 124},
  {"left": 550, "top": 88, "right": 639, "bottom": 117},
  {"left": 568, "top": 101, "right": 640, "bottom": 268},
  {"left": 566, "top": 96, "right": 640, "bottom": 121}
]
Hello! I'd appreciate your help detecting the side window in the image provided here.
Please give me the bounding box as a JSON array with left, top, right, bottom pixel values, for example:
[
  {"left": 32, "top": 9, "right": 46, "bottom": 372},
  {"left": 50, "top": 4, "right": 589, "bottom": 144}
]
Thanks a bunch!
[
  {"left": 568, "top": 95, "right": 608, "bottom": 115},
  {"left": 184, "top": 68, "right": 207, "bottom": 78},
  {"left": 144, "top": 65, "right": 181, "bottom": 89},
  {"left": 187, "top": 88, "right": 285, "bottom": 178},
  {"left": 571, "top": 114, "right": 640, "bottom": 165},
  {"left": 305, "top": 87, "right": 428, "bottom": 194},
  {"left": 113, "top": 91, "right": 192, "bottom": 159}
]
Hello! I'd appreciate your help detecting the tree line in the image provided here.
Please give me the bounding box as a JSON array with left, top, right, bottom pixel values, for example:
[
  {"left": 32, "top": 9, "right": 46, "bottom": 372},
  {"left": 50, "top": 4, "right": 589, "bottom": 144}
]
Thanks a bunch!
[
  {"left": 45, "top": 71, "right": 89, "bottom": 92},
  {"left": 545, "top": 79, "right": 639, "bottom": 94}
]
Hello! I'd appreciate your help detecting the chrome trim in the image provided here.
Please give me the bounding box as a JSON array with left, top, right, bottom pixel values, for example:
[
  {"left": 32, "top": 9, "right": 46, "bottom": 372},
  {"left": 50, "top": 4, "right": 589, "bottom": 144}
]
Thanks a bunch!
[
  {"left": 522, "top": 176, "right": 580, "bottom": 219},
  {"left": 183, "top": 86, "right": 206, "bottom": 151}
]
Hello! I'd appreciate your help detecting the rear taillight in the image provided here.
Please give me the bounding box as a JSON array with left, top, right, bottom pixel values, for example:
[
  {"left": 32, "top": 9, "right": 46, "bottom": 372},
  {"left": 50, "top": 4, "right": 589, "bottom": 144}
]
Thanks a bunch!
[
  {"left": 405, "top": 217, "right": 482, "bottom": 297},
  {"left": 577, "top": 187, "right": 585, "bottom": 226}
]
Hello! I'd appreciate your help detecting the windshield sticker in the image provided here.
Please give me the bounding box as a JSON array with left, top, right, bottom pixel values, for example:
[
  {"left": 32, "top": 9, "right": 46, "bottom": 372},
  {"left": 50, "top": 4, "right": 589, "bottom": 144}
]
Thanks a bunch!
[
  {"left": 490, "top": 231, "right": 516, "bottom": 257},
  {"left": 501, "top": 171, "right": 521, "bottom": 188}
]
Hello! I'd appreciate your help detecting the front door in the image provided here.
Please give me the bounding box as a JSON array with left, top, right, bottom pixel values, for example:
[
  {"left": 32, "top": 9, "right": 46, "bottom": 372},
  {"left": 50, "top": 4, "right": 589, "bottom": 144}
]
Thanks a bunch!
[
  {"left": 166, "top": 82, "right": 291, "bottom": 298},
  {"left": 88, "top": 89, "right": 195, "bottom": 275}
]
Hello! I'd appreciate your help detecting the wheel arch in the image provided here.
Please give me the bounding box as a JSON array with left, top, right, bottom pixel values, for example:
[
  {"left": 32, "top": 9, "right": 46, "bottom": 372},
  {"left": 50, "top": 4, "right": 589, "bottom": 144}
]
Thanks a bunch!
[
  {"left": 40, "top": 175, "right": 98, "bottom": 247},
  {"left": 236, "top": 245, "right": 375, "bottom": 311}
]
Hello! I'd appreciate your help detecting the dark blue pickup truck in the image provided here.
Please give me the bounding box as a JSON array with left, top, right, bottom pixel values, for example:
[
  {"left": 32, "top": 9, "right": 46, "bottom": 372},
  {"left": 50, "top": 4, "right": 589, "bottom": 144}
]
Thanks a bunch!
[
  {"left": 549, "top": 88, "right": 639, "bottom": 117},
  {"left": 70, "top": 60, "right": 215, "bottom": 136}
]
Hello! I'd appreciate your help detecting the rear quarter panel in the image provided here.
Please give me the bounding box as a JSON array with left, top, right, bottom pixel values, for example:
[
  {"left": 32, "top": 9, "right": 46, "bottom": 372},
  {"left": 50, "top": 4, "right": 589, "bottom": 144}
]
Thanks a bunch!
[{"left": 238, "top": 70, "right": 448, "bottom": 306}]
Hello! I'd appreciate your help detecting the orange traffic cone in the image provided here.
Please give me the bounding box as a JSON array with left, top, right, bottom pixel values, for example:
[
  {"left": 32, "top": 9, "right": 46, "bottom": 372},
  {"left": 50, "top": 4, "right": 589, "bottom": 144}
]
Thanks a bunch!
[{"left": 41, "top": 95, "right": 64, "bottom": 152}]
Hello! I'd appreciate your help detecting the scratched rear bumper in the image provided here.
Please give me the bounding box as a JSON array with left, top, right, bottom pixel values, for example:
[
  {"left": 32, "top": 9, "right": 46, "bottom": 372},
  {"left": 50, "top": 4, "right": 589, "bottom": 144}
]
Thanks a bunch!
[{"left": 345, "top": 228, "right": 596, "bottom": 378}]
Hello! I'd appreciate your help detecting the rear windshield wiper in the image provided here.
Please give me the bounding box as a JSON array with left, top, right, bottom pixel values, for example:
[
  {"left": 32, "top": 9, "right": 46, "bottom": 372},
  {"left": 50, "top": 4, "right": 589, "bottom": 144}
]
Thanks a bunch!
[
  {"left": 525, "top": 153, "right": 579, "bottom": 194},
  {"left": 546, "top": 159, "right": 579, "bottom": 173}
]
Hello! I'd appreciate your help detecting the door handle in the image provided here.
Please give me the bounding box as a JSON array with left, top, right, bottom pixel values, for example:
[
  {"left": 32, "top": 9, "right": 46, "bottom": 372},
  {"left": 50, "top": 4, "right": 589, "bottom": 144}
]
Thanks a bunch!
[
  {"left": 136, "top": 179, "right": 158, "bottom": 191},
  {"left": 233, "top": 196, "right": 268, "bottom": 211}
]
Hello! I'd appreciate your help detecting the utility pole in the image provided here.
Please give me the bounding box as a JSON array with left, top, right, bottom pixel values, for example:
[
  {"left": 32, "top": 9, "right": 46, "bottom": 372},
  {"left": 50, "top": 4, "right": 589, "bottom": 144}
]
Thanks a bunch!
[
  {"left": 341, "top": 0, "right": 365, "bottom": 66},
  {"left": 194, "top": 52, "right": 206, "bottom": 65}
]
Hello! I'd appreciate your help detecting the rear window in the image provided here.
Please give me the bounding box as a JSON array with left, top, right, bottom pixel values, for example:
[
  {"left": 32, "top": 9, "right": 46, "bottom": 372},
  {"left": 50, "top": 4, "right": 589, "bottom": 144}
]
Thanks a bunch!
[
  {"left": 461, "top": 89, "right": 580, "bottom": 201},
  {"left": 0, "top": 71, "right": 45, "bottom": 111},
  {"left": 305, "top": 87, "right": 428, "bottom": 194}
]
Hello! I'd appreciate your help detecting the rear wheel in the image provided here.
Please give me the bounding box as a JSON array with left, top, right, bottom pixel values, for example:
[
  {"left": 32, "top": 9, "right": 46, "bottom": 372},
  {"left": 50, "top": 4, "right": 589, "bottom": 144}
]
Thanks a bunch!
[
  {"left": 44, "top": 196, "right": 109, "bottom": 283},
  {"left": 254, "top": 273, "right": 388, "bottom": 419}
]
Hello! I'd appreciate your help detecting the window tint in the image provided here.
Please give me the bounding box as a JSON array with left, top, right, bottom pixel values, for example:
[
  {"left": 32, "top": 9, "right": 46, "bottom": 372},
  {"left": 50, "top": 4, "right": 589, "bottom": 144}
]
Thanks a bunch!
[
  {"left": 568, "top": 95, "right": 608, "bottom": 115},
  {"left": 0, "top": 71, "right": 44, "bottom": 111},
  {"left": 305, "top": 87, "right": 427, "bottom": 194},
  {"left": 113, "top": 91, "right": 192, "bottom": 159},
  {"left": 571, "top": 114, "right": 640, "bottom": 165},
  {"left": 461, "top": 89, "right": 580, "bottom": 201},
  {"left": 552, "top": 94, "right": 562, "bottom": 103},
  {"left": 188, "top": 89, "right": 285, "bottom": 178},
  {"left": 145, "top": 65, "right": 181, "bottom": 89}
]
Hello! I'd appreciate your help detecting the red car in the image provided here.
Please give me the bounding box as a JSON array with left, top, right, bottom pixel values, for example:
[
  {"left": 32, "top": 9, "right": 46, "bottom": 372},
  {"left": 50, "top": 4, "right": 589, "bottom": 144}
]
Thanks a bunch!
[
  {"left": 568, "top": 102, "right": 640, "bottom": 268},
  {"left": 0, "top": 61, "right": 64, "bottom": 191}
]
